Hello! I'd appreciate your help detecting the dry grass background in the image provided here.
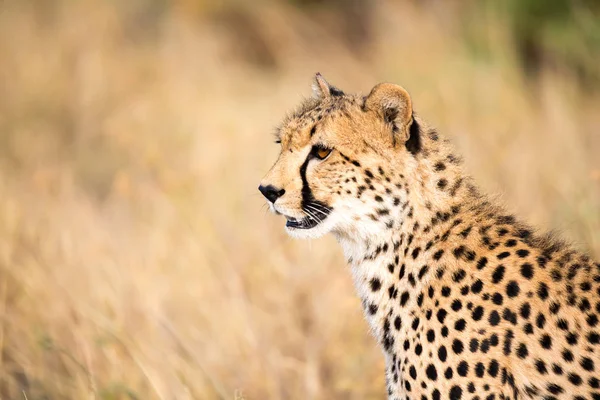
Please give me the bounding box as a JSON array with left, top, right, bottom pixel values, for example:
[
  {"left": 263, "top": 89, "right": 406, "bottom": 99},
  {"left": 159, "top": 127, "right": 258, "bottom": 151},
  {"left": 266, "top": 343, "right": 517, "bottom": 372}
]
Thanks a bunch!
[{"left": 0, "top": 1, "right": 599, "bottom": 399}]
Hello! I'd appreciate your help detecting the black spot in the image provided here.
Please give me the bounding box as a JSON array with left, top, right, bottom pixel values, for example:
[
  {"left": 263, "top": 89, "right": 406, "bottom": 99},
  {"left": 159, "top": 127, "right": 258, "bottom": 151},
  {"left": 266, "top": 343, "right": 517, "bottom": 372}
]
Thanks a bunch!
[
  {"left": 449, "top": 386, "right": 462, "bottom": 400},
  {"left": 488, "top": 310, "right": 500, "bottom": 326},
  {"left": 409, "top": 365, "right": 417, "bottom": 379},
  {"left": 520, "top": 263, "right": 534, "bottom": 279},
  {"left": 516, "top": 249, "right": 530, "bottom": 258},
  {"left": 557, "top": 319, "right": 569, "bottom": 330},
  {"left": 516, "top": 343, "right": 528, "bottom": 359},
  {"left": 427, "top": 329, "right": 435, "bottom": 342},
  {"left": 539, "top": 334, "right": 552, "bottom": 349},
  {"left": 457, "top": 361, "right": 469, "bottom": 377},
  {"left": 497, "top": 251, "right": 510, "bottom": 260},
  {"left": 492, "top": 293, "right": 503, "bottom": 305},
  {"left": 468, "top": 382, "right": 476, "bottom": 393},
  {"left": 451, "top": 300, "right": 462, "bottom": 312},
  {"left": 562, "top": 349, "right": 574, "bottom": 362},
  {"left": 547, "top": 383, "right": 563, "bottom": 395},
  {"left": 393, "top": 316, "right": 402, "bottom": 330},
  {"left": 412, "top": 317, "right": 420, "bottom": 330},
  {"left": 489, "top": 334, "right": 499, "bottom": 346},
  {"left": 437, "top": 179, "right": 448, "bottom": 190},
  {"left": 536, "top": 313, "right": 546, "bottom": 329},
  {"left": 503, "top": 329, "right": 514, "bottom": 355},
  {"left": 438, "top": 346, "right": 448, "bottom": 362},
  {"left": 437, "top": 309, "right": 448, "bottom": 323},
  {"left": 580, "top": 357, "right": 595, "bottom": 371},
  {"left": 477, "top": 257, "right": 488, "bottom": 270},
  {"left": 454, "top": 319, "right": 466, "bottom": 331},
  {"left": 537, "top": 282, "right": 549, "bottom": 300},
  {"left": 400, "top": 292, "right": 410, "bottom": 306},
  {"left": 469, "top": 338, "right": 479, "bottom": 352},
  {"left": 506, "top": 281, "right": 520, "bottom": 297},
  {"left": 441, "top": 286, "right": 451, "bottom": 297},
  {"left": 553, "top": 363, "right": 563, "bottom": 374},
  {"left": 368, "top": 304, "right": 378, "bottom": 315},
  {"left": 452, "top": 269, "right": 466, "bottom": 283},
  {"left": 369, "top": 278, "right": 381, "bottom": 291},
  {"left": 568, "top": 373, "right": 582, "bottom": 386},
  {"left": 472, "top": 306, "right": 484, "bottom": 321},
  {"left": 452, "top": 339, "right": 464, "bottom": 354},
  {"left": 492, "top": 265, "right": 505, "bottom": 283},
  {"left": 415, "top": 343, "right": 423, "bottom": 355},
  {"left": 488, "top": 360, "right": 499, "bottom": 377},
  {"left": 534, "top": 360, "right": 548, "bottom": 376},
  {"left": 426, "top": 364, "right": 438, "bottom": 380},
  {"left": 473, "top": 362, "right": 483, "bottom": 377},
  {"left": 412, "top": 247, "right": 421, "bottom": 259}
]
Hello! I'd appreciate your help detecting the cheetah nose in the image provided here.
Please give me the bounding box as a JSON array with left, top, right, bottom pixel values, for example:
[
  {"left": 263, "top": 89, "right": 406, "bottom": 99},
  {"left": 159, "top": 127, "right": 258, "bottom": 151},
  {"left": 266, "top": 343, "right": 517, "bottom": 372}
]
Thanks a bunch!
[{"left": 258, "top": 184, "right": 286, "bottom": 203}]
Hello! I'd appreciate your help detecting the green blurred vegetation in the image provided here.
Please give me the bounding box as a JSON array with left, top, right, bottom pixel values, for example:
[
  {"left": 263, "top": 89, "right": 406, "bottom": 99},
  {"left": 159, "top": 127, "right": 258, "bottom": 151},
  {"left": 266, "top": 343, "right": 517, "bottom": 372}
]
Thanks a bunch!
[{"left": 503, "top": 0, "right": 600, "bottom": 86}]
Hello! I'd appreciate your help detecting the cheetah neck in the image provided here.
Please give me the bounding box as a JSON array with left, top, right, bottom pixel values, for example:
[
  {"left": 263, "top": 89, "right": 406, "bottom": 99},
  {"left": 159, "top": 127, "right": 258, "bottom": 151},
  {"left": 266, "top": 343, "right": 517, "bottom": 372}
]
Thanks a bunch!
[
  {"left": 333, "top": 126, "right": 486, "bottom": 333},
  {"left": 336, "top": 126, "right": 482, "bottom": 265}
]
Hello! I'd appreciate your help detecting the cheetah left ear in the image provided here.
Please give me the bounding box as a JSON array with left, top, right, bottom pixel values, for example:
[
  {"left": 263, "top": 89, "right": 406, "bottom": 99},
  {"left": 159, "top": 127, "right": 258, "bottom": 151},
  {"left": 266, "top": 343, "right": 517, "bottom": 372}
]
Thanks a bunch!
[
  {"left": 364, "top": 83, "right": 414, "bottom": 146},
  {"left": 312, "top": 73, "right": 345, "bottom": 99}
]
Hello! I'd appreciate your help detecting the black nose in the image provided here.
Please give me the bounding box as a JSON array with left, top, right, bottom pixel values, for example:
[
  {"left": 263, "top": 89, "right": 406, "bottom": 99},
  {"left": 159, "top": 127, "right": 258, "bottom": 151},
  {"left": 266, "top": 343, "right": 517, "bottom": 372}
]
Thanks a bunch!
[{"left": 258, "top": 185, "right": 285, "bottom": 203}]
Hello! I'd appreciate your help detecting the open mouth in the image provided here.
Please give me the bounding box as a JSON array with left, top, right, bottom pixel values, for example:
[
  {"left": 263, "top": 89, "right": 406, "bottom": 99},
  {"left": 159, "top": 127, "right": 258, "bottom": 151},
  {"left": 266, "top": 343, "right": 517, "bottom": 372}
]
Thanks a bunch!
[
  {"left": 278, "top": 202, "right": 332, "bottom": 230},
  {"left": 284, "top": 208, "right": 332, "bottom": 229},
  {"left": 285, "top": 216, "right": 323, "bottom": 229}
]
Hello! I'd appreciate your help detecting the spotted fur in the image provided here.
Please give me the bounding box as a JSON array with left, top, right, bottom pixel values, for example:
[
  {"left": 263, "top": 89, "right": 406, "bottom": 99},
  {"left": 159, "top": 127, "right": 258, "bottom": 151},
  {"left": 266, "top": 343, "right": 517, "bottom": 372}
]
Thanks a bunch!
[{"left": 259, "top": 74, "right": 600, "bottom": 400}]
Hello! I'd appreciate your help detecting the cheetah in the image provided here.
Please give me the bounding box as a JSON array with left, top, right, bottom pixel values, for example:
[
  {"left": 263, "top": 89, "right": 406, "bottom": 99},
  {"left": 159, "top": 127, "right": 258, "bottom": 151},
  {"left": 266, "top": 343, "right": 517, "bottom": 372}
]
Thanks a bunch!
[{"left": 259, "top": 74, "right": 600, "bottom": 400}]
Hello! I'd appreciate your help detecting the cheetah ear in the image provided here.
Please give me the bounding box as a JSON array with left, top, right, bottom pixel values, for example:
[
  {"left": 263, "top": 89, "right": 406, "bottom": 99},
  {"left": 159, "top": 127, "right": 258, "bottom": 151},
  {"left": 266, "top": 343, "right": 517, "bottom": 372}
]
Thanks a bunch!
[
  {"left": 364, "top": 83, "right": 414, "bottom": 145},
  {"left": 312, "top": 73, "right": 344, "bottom": 99}
]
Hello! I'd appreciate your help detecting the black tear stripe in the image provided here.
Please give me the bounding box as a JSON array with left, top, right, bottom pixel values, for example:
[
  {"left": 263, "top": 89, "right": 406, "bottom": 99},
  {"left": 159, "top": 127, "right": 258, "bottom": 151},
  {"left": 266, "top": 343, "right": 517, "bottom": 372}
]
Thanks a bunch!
[
  {"left": 299, "top": 152, "right": 331, "bottom": 219},
  {"left": 405, "top": 116, "right": 421, "bottom": 155}
]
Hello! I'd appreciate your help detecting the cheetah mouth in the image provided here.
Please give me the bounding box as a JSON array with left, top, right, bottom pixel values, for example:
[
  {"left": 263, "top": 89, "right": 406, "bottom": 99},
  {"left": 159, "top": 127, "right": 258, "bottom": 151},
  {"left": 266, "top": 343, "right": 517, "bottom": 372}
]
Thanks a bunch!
[
  {"left": 285, "top": 216, "right": 323, "bottom": 229},
  {"left": 285, "top": 204, "right": 331, "bottom": 229}
]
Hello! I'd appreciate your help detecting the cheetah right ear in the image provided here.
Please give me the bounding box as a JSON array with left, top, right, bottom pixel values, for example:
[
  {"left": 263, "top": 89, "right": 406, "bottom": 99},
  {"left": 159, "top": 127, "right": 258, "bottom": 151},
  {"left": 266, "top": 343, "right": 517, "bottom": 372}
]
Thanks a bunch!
[{"left": 364, "top": 83, "right": 414, "bottom": 145}]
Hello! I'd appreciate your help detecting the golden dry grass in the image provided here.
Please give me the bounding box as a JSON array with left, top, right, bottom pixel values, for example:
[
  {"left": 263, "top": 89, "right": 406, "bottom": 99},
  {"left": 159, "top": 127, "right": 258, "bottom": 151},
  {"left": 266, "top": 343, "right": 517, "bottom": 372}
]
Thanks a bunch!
[{"left": 0, "top": 1, "right": 599, "bottom": 399}]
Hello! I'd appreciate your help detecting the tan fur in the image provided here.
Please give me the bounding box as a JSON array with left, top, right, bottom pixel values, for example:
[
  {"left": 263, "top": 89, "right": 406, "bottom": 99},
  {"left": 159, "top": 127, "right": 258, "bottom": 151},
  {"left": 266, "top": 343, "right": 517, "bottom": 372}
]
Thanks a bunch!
[{"left": 260, "top": 75, "right": 600, "bottom": 400}]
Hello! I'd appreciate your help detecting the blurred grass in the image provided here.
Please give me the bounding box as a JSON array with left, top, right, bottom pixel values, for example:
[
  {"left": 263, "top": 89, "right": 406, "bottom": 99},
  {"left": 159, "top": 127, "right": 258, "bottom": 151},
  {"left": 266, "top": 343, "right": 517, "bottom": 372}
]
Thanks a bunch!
[{"left": 0, "top": 1, "right": 599, "bottom": 399}]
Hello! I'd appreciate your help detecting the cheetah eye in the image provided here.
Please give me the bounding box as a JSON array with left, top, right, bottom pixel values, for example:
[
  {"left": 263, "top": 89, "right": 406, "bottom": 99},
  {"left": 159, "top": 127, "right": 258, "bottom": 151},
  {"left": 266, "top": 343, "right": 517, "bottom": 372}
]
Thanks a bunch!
[{"left": 312, "top": 145, "right": 332, "bottom": 160}]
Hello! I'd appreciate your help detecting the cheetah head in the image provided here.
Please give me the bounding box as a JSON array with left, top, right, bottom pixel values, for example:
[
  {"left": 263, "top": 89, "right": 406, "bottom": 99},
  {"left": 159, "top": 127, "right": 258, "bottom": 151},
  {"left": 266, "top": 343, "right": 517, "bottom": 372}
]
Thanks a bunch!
[{"left": 259, "top": 74, "right": 421, "bottom": 240}]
